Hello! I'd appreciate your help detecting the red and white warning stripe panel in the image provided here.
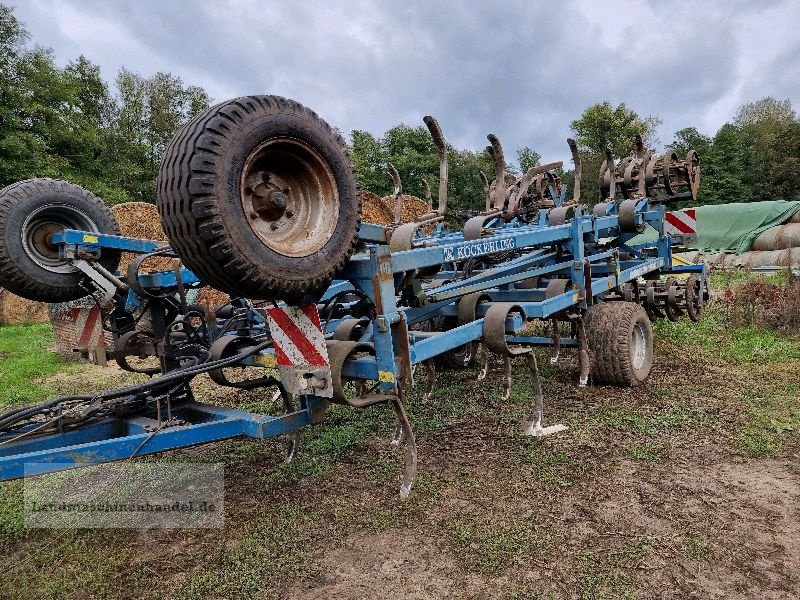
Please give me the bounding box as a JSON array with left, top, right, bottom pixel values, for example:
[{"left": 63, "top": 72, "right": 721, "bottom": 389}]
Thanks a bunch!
[
  {"left": 266, "top": 305, "right": 330, "bottom": 367},
  {"left": 664, "top": 209, "right": 697, "bottom": 241},
  {"left": 71, "top": 306, "right": 105, "bottom": 350},
  {"left": 265, "top": 304, "right": 332, "bottom": 397}
]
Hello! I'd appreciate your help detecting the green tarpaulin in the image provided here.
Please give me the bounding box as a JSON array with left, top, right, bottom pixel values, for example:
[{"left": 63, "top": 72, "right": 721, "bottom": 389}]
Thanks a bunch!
[
  {"left": 692, "top": 200, "right": 800, "bottom": 254},
  {"left": 630, "top": 200, "right": 800, "bottom": 254}
]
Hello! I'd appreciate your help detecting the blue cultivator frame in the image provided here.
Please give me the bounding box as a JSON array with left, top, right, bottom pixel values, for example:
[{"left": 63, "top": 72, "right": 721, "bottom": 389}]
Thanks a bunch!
[{"left": 0, "top": 119, "right": 708, "bottom": 497}]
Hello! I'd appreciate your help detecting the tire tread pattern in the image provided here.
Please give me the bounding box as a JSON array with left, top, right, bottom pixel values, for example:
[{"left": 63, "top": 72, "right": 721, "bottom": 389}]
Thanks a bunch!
[
  {"left": 157, "top": 95, "right": 360, "bottom": 301},
  {"left": 0, "top": 178, "right": 121, "bottom": 302},
  {"left": 583, "top": 301, "right": 653, "bottom": 387}
]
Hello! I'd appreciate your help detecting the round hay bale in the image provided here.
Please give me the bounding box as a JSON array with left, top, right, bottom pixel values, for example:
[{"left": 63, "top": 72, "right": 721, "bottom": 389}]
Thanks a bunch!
[
  {"left": 753, "top": 223, "right": 800, "bottom": 251},
  {"left": 787, "top": 211, "right": 800, "bottom": 224},
  {"left": 775, "top": 223, "right": 800, "bottom": 249},
  {"left": 0, "top": 288, "right": 48, "bottom": 325},
  {"left": 359, "top": 190, "right": 393, "bottom": 226},
  {"left": 722, "top": 253, "right": 740, "bottom": 268},
  {"left": 786, "top": 247, "right": 800, "bottom": 267},
  {"left": 751, "top": 226, "right": 781, "bottom": 251},
  {"left": 745, "top": 250, "right": 784, "bottom": 268},
  {"left": 111, "top": 202, "right": 174, "bottom": 274},
  {"left": 674, "top": 251, "right": 700, "bottom": 264}
]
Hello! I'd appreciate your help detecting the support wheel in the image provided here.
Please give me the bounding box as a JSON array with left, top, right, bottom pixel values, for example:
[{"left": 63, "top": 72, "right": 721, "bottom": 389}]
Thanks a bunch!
[
  {"left": 0, "top": 178, "right": 121, "bottom": 302},
  {"left": 157, "top": 95, "right": 360, "bottom": 302},
  {"left": 584, "top": 301, "right": 653, "bottom": 387}
]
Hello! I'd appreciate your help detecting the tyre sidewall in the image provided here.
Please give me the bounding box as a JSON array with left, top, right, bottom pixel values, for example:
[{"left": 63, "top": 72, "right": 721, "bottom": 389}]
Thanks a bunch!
[
  {"left": 0, "top": 182, "right": 121, "bottom": 302},
  {"left": 209, "top": 109, "right": 358, "bottom": 298}
]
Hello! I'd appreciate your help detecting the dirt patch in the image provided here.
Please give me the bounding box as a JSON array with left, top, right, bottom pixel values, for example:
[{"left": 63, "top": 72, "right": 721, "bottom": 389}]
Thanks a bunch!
[{"left": 287, "top": 531, "right": 462, "bottom": 600}]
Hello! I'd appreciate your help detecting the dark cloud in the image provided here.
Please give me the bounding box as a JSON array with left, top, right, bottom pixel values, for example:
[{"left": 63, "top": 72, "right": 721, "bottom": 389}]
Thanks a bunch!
[{"left": 9, "top": 0, "right": 800, "bottom": 165}]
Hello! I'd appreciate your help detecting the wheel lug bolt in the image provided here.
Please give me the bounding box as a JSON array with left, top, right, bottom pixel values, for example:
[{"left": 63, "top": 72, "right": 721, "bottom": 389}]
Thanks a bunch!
[
  {"left": 249, "top": 211, "right": 258, "bottom": 219},
  {"left": 286, "top": 210, "right": 294, "bottom": 218},
  {"left": 270, "top": 222, "right": 279, "bottom": 230}
]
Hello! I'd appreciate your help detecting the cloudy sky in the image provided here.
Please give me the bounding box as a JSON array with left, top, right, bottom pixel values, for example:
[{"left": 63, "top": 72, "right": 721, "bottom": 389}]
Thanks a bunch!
[{"left": 10, "top": 0, "right": 800, "bottom": 163}]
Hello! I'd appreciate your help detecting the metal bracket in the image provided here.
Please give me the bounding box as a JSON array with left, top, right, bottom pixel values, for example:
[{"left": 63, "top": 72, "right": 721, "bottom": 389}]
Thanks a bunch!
[{"left": 71, "top": 258, "right": 120, "bottom": 305}]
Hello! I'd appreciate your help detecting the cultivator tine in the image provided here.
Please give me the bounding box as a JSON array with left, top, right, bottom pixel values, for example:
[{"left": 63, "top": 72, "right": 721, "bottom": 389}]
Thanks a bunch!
[
  {"left": 423, "top": 115, "right": 448, "bottom": 217},
  {"left": 523, "top": 351, "right": 567, "bottom": 437},
  {"left": 422, "top": 360, "right": 437, "bottom": 403},
  {"left": 421, "top": 177, "right": 433, "bottom": 212},
  {"left": 487, "top": 134, "right": 507, "bottom": 212},
  {"left": 577, "top": 319, "right": 590, "bottom": 387},
  {"left": 390, "top": 390, "right": 417, "bottom": 499},
  {"left": 477, "top": 344, "right": 489, "bottom": 381},
  {"left": 501, "top": 356, "right": 513, "bottom": 401},
  {"left": 550, "top": 318, "right": 561, "bottom": 364},
  {"left": 567, "top": 138, "right": 581, "bottom": 204},
  {"left": 388, "top": 162, "right": 403, "bottom": 225}
]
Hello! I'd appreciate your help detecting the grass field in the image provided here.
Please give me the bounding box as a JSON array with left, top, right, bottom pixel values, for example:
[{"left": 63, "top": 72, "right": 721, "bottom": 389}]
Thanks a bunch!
[{"left": 0, "top": 289, "right": 798, "bottom": 599}]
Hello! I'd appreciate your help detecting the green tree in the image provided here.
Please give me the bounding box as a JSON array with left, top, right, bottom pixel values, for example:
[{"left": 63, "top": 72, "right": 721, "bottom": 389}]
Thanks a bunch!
[
  {"left": 570, "top": 102, "right": 662, "bottom": 203},
  {"left": 734, "top": 97, "right": 799, "bottom": 201},
  {"left": 701, "top": 124, "right": 751, "bottom": 205},
  {"left": 570, "top": 102, "right": 662, "bottom": 157},
  {"left": 516, "top": 146, "right": 541, "bottom": 173}
]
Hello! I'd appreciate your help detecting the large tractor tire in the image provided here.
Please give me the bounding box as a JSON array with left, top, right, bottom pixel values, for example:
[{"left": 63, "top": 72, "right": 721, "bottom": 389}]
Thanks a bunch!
[
  {"left": 584, "top": 301, "right": 654, "bottom": 387},
  {"left": 157, "top": 95, "right": 360, "bottom": 302},
  {"left": 0, "top": 178, "right": 121, "bottom": 302}
]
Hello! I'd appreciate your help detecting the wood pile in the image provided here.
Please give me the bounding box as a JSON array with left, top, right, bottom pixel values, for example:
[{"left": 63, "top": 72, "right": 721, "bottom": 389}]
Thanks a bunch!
[
  {"left": 0, "top": 288, "right": 48, "bottom": 325},
  {"left": 379, "top": 194, "right": 430, "bottom": 224},
  {"left": 110, "top": 202, "right": 174, "bottom": 274},
  {"left": 359, "top": 190, "right": 429, "bottom": 226}
]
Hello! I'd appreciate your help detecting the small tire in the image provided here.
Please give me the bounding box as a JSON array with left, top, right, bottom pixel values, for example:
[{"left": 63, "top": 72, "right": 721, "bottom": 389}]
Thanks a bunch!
[
  {"left": 584, "top": 301, "right": 653, "bottom": 386},
  {"left": 156, "top": 95, "right": 360, "bottom": 302},
  {"left": 0, "top": 178, "right": 121, "bottom": 302}
]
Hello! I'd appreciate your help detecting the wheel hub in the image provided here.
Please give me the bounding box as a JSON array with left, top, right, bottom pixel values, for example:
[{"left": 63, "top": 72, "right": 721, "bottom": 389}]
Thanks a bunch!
[
  {"left": 240, "top": 138, "right": 339, "bottom": 258},
  {"left": 630, "top": 322, "right": 647, "bottom": 370}
]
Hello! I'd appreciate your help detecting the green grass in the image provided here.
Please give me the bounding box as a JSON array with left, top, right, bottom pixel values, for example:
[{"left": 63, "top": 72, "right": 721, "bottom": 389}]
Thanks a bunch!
[
  {"left": 447, "top": 516, "right": 549, "bottom": 575},
  {"left": 591, "top": 405, "right": 711, "bottom": 436},
  {"left": 655, "top": 309, "right": 800, "bottom": 363},
  {"left": 737, "top": 380, "right": 800, "bottom": 457},
  {"left": 0, "top": 324, "right": 67, "bottom": 407}
]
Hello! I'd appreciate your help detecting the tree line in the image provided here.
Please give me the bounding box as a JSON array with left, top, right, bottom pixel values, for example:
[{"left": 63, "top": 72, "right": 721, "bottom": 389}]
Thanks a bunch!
[
  {"left": 0, "top": 4, "right": 210, "bottom": 204},
  {"left": 2, "top": 3, "right": 798, "bottom": 216}
]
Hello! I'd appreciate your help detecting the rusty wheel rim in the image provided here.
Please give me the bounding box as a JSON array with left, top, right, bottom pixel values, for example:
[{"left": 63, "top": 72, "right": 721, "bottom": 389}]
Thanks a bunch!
[
  {"left": 240, "top": 138, "right": 339, "bottom": 258},
  {"left": 22, "top": 205, "right": 98, "bottom": 273},
  {"left": 630, "top": 322, "right": 647, "bottom": 370}
]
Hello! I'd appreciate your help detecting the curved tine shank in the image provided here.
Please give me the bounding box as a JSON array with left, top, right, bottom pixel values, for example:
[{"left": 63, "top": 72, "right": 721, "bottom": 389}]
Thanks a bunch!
[
  {"left": 603, "top": 147, "right": 616, "bottom": 201},
  {"left": 518, "top": 162, "right": 564, "bottom": 196},
  {"left": 387, "top": 162, "right": 403, "bottom": 225},
  {"left": 423, "top": 115, "right": 448, "bottom": 216},
  {"left": 421, "top": 177, "right": 432, "bottom": 211},
  {"left": 479, "top": 171, "right": 491, "bottom": 212},
  {"left": 568, "top": 138, "right": 581, "bottom": 204},
  {"left": 487, "top": 134, "right": 507, "bottom": 211}
]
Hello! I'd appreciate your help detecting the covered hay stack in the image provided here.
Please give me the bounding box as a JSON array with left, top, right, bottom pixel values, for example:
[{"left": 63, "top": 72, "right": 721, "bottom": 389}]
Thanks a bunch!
[{"left": 0, "top": 288, "right": 48, "bottom": 325}]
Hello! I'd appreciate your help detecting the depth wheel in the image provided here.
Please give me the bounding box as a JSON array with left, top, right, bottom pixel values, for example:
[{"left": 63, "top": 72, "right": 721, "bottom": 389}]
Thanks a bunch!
[
  {"left": 0, "top": 178, "right": 121, "bottom": 302},
  {"left": 584, "top": 301, "right": 654, "bottom": 387},
  {"left": 157, "top": 95, "right": 360, "bottom": 302}
]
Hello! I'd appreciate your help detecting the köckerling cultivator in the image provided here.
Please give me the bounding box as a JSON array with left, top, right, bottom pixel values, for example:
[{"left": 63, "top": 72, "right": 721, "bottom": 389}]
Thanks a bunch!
[{"left": 0, "top": 96, "right": 708, "bottom": 496}]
